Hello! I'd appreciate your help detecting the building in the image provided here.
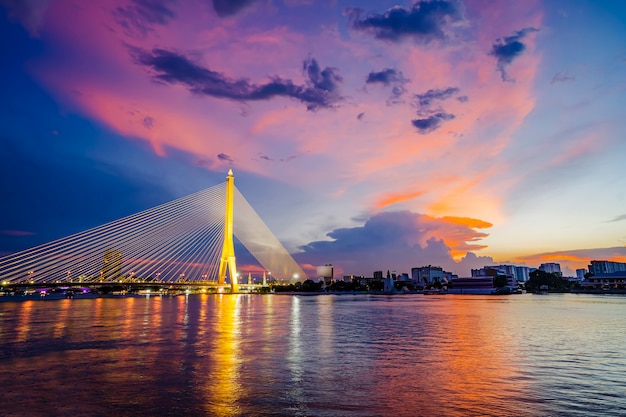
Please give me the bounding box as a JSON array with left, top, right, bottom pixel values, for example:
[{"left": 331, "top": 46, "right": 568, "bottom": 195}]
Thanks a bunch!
[
  {"left": 411, "top": 266, "right": 444, "bottom": 286},
  {"left": 539, "top": 263, "right": 562, "bottom": 276},
  {"left": 373, "top": 271, "right": 383, "bottom": 280},
  {"left": 514, "top": 266, "right": 530, "bottom": 282},
  {"left": 481, "top": 264, "right": 529, "bottom": 282},
  {"left": 448, "top": 277, "right": 495, "bottom": 294},
  {"left": 472, "top": 265, "right": 518, "bottom": 290},
  {"left": 580, "top": 272, "right": 626, "bottom": 290},
  {"left": 317, "top": 264, "right": 334, "bottom": 285},
  {"left": 576, "top": 268, "right": 587, "bottom": 280},
  {"left": 588, "top": 260, "right": 626, "bottom": 276}
]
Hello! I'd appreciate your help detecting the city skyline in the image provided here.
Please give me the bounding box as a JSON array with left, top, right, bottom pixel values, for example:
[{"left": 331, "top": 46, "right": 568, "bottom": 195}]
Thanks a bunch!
[{"left": 1, "top": 0, "right": 625, "bottom": 278}]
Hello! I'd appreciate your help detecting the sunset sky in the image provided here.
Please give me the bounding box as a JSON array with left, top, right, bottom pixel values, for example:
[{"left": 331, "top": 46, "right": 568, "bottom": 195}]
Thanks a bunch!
[{"left": 1, "top": 0, "right": 625, "bottom": 278}]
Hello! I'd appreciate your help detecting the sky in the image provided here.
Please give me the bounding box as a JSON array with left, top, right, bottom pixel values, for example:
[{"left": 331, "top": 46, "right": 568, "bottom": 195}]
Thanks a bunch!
[{"left": 1, "top": 0, "right": 625, "bottom": 279}]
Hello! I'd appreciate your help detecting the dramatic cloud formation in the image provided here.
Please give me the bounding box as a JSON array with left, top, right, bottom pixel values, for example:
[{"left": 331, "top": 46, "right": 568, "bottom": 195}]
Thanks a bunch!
[
  {"left": 2, "top": 0, "right": 624, "bottom": 281},
  {"left": 134, "top": 48, "right": 343, "bottom": 110},
  {"left": 346, "top": 0, "right": 464, "bottom": 43},
  {"left": 366, "top": 68, "right": 408, "bottom": 103},
  {"left": 490, "top": 27, "right": 539, "bottom": 81},
  {"left": 114, "top": 0, "right": 175, "bottom": 36},
  {"left": 212, "top": 0, "right": 256, "bottom": 17},
  {"left": 297, "top": 211, "right": 492, "bottom": 276}
]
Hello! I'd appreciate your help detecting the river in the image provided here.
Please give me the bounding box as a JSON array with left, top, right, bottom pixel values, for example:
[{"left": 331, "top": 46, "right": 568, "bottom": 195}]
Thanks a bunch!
[{"left": 0, "top": 293, "right": 625, "bottom": 416}]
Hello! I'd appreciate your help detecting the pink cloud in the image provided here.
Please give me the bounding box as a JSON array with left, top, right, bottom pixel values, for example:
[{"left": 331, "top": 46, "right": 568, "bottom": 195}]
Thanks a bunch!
[{"left": 0, "top": 230, "right": 36, "bottom": 236}]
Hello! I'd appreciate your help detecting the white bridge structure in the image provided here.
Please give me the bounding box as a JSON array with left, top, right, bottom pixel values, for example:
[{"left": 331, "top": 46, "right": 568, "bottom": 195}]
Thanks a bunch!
[{"left": 0, "top": 170, "right": 306, "bottom": 292}]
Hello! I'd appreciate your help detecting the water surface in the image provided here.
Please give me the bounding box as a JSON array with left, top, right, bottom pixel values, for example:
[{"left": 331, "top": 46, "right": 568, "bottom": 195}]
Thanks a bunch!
[{"left": 0, "top": 293, "right": 625, "bottom": 416}]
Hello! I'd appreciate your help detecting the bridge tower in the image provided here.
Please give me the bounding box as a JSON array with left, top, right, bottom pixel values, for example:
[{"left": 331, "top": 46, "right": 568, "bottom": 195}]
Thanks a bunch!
[{"left": 218, "top": 169, "right": 238, "bottom": 292}]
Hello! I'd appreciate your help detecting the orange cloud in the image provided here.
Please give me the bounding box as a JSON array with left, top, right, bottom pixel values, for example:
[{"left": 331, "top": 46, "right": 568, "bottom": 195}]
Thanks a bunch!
[{"left": 375, "top": 190, "right": 425, "bottom": 209}]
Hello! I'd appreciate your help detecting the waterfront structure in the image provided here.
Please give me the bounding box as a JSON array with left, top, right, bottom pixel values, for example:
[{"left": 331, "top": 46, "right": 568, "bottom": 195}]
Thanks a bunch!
[
  {"left": 471, "top": 266, "right": 518, "bottom": 290},
  {"left": 580, "top": 272, "right": 626, "bottom": 290},
  {"left": 576, "top": 268, "right": 587, "bottom": 280},
  {"left": 588, "top": 260, "right": 626, "bottom": 275},
  {"left": 218, "top": 169, "right": 238, "bottom": 292},
  {"left": 539, "top": 263, "right": 562, "bottom": 276},
  {"left": 0, "top": 170, "right": 306, "bottom": 285},
  {"left": 412, "top": 265, "right": 444, "bottom": 286},
  {"left": 514, "top": 266, "right": 531, "bottom": 282},
  {"left": 317, "top": 264, "right": 334, "bottom": 285},
  {"left": 448, "top": 277, "right": 495, "bottom": 294}
]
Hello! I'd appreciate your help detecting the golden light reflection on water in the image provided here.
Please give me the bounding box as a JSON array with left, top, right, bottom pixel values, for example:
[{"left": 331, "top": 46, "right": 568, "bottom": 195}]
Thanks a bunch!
[
  {"left": 53, "top": 299, "right": 71, "bottom": 338},
  {"left": 15, "top": 300, "right": 33, "bottom": 343},
  {"left": 203, "top": 294, "right": 244, "bottom": 416}
]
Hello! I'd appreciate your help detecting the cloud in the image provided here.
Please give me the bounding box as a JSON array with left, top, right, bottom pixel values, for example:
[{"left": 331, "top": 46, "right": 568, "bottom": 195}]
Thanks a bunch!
[
  {"left": 296, "top": 210, "right": 492, "bottom": 276},
  {"left": 255, "top": 153, "right": 296, "bottom": 162},
  {"left": 550, "top": 71, "right": 575, "bottom": 84},
  {"left": 489, "top": 27, "right": 539, "bottom": 81},
  {"left": 217, "top": 153, "right": 234, "bottom": 163},
  {"left": 375, "top": 190, "right": 425, "bottom": 209},
  {"left": 346, "top": 0, "right": 464, "bottom": 43},
  {"left": 366, "top": 68, "right": 406, "bottom": 85},
  {"left": 133, "top": 48, "right": 343, "bottom": 110},
  {"left": 0, "top": 0, "right": 50, "bottom": 36},
  {"left": 415, "top": 86, "right": 459, "bottom": 106},
  {"left": 142, "top": 116, "right": 154, "bottom": 129},
  {"left": 212, "top": 0, "right": 256, "bottom": 17},
  {"left": 114, "top": 0, "right": 175, "bottom": 36},
  {"left": 302, "top": 57, "right": 342, "bottom": 93},
  {"left": 412, "top": 112, "right": 455, "bottom": 134},
  {"left": 410, "top": 86, "right": 463, "bottom": 133},
  {"left": 0, "top": 229, "right": 36, "bottom": 236},
  {"left": 607, "top": 214, "right": 626, "bottom": 223},
  {"left": 366, "top": 68, "right": 409, "bottom": 103}
]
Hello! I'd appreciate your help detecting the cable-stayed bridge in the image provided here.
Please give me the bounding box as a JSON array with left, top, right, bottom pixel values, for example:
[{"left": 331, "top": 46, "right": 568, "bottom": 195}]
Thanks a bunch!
[{"left": 0, "top": 170, "right": 306, "bottom": 292}]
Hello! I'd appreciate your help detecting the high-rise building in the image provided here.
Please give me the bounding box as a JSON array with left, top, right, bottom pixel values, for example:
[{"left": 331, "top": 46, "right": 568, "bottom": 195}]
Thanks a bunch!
[
  {"left": 539, "top": 263, "right": 562, "bottom": 276},
  {"left": 514, "top": 266, "right": 530, "bottom": 282},
  {"left": 317, "top": 264, "right": 334, "bottom": 285},
  {"left": 576, "top": 268, "right": 587, "bottom": 280},
  {"left": 483, "top": 264, "right": 530, "bottom": 282},
  {"left": 588, "top": 260, "right": 626, "bottom": 275}
]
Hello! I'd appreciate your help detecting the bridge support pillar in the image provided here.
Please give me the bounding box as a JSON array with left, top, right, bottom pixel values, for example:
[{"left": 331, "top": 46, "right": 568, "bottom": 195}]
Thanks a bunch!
[{"left": 218, "top": 169, "right": 238, "bottom": 293}]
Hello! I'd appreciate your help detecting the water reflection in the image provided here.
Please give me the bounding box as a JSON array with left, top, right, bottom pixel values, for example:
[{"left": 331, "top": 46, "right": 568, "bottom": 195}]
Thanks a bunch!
[
  {"left": 15, "top": 299, "right": 33, "bottom": 343},
  {"left": 202, "top": 294, "right": 244, "bottom": 416},
  {"left": 0, "top": 294, "right": 625, "bottom": 416}
]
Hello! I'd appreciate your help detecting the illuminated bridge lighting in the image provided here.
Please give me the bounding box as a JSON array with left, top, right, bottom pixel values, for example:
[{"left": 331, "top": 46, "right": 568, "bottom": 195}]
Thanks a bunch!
[{"left": 0, "top": 171, "right": 306, "bottom": 288}]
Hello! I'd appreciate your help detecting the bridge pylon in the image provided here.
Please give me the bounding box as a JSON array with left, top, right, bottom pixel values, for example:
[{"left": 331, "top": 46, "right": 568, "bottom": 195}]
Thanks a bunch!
[{"left": 217, "top": 169, "right": 238, "bottom": 293}]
